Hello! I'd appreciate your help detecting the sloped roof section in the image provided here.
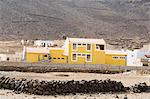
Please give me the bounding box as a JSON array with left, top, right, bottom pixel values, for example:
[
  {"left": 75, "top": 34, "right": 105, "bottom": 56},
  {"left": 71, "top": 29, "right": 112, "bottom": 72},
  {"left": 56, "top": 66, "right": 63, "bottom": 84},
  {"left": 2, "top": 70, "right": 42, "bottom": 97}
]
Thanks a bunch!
[
  {"left": 68, "top": 37, "right": 106, "bottom": 44},
  {"left": 145, "top": 55, "right": 150, "bottom": 58}
]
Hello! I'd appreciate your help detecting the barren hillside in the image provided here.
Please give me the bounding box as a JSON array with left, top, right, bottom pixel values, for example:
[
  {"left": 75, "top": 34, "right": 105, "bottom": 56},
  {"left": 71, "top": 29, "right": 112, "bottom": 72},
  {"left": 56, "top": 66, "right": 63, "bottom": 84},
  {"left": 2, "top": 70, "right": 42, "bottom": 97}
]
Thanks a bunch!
[{"left": 0, "top": 0, "right": 150, "bottom": 48}]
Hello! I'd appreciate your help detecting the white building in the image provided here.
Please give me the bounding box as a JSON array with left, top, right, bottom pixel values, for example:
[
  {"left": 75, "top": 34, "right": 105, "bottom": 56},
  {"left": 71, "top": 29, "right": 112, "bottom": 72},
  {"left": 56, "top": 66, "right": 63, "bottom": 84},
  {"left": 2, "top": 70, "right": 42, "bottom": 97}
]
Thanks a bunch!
[
  {"left": 0, "top": 52, "right": 23, "bottom": 62},
  {"left": 34, "top": 40, "right": 54, "bottom": 47},
  {"left": 126, "top": 45, "right": 150, "bottom": 66}
]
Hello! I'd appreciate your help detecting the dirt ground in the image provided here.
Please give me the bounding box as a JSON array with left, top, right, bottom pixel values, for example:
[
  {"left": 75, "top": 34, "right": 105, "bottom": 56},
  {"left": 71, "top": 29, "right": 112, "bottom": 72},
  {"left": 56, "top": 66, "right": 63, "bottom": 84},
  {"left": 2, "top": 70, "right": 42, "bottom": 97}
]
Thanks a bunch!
[
  {"left": 0, "top": 71, "right": 149, "bottom": 99},
  {"left": 0, "top": 89, "right": 149, "bottom": 99}
]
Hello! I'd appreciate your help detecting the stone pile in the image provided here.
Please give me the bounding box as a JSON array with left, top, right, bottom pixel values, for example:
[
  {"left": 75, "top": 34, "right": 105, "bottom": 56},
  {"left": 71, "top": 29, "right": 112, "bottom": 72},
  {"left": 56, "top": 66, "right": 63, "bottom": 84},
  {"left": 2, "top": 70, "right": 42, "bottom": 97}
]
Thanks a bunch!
[
  {"left": 130, "top": 82, "right": 149, "bottom": 93},
  {"left": 0, "top": 76, "right": 125, "bottom": 95}
]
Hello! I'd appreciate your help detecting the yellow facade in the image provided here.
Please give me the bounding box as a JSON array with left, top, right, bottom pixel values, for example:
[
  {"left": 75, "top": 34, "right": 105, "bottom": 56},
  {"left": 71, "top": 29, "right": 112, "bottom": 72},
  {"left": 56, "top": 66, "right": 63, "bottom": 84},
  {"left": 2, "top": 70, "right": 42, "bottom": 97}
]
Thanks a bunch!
[
  {"left": 50, "top": 49, "right": 67, "bottom": 64},
  {"left": 26, "top": 49, "right": 67, "bottom": 64},
  {"left": 66, "top": 38, "right": 126, "bottom": 66},
  {"left": 26, "top": 53, "right": 49, "bottom": 63},
  {"left": 105, "top": 54, "right": 126, "bottom": 66},
  {"left": 25, "top": 38, "right": 127, "bottom": 66},
  {"left": 68, "top": 43, "right": 106, "bottom": 64}
]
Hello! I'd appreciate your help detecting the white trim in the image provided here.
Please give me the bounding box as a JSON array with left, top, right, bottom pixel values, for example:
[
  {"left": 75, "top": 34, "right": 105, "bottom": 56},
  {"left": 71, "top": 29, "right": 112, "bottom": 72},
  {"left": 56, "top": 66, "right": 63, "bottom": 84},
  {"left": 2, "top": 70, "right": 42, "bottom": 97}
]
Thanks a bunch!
[
  {"left": 112, "top": 56, "right": 119, "bottom": 60},
  {"left": 86, "top": 54, "right": 92, "bottom": 62},
  {"left": 112, "top": 56, "right": 126, "bottom": 60},
  {"left": 119, "top": 56, "right": 126, "bottom": 60},
  {"left": 68, "top": 38, "right": 106, "bottom": 45},
  {"left": 106, "top": 50, "right": 126, "bottom": 55},
  {"left": 71, "top": 53, "right": 93, "bottom": 62}
]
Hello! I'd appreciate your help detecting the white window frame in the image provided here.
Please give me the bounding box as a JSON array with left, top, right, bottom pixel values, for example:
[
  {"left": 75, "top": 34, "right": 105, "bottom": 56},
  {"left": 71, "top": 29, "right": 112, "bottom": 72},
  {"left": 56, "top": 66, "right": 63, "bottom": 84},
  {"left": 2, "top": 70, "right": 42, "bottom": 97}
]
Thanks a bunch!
[
  {"left": 119, "top": 56, "right": 125, "bottom": 60},
  {"left": 112, "top": 56, "right": 119, "bottom": 60},
  {"left": 86, "top": 54, "right": 92, "bottom": 62},
  {"left": 71, "top": 53, "right": 77, "bottom": 62},
  {"left": 86, "top": 44, "right": 92, "bottom": 51},
  {"left": 72, "top": 43, "right": 78, "bottom": 51}
]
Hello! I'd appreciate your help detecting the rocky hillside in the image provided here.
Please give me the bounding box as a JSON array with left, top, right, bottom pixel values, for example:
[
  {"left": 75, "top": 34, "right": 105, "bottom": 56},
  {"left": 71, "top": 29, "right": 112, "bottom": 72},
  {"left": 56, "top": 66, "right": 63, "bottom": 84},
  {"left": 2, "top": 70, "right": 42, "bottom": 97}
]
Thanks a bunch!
[{"left": 0, "top": 0, "right": 150, "bottom": 48}]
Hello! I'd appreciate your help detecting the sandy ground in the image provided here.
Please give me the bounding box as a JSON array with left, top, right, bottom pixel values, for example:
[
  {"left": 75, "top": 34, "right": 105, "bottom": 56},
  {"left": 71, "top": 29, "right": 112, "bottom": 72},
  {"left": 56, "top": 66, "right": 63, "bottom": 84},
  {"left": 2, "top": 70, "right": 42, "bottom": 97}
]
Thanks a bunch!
[
  {"left": 0, "top": 89, "right": 150, "bottom": 99},
  {"left": 0, "top": 71, "right": 149, "bottom": 99}
]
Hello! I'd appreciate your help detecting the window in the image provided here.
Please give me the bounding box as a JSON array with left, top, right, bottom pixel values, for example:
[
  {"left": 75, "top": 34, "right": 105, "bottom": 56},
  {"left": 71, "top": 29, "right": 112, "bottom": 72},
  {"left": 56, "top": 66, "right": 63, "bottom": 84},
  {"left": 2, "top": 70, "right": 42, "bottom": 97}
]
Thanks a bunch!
[
  {"left": 43, "top": 43, "right": 46, "bottom": 47},
  {"left": 58, "top": 58, "right": 60, "bottom": 59},
  {"left": 49, "top": 57, "right": 52, "bottom": 59},
  {"left": 82, "top": 54, "right": 86, "bottom": 56},
  {"left": 112, "top": 56, "right": 119, "bottom": 60},
  {"left": 7, "top": 57, "right": 10, "bottom": 61},
  {"left": 73, "top": 43, "right": 77, "bottom": 50},
  {"left": 82, "top": 44, "right": 86, "bottom": 46},
  {"left": 72, "top": 54, "right": 77, "bottom": 61},
  {"left": 87, "top": 44, "right": 91, "bottom": 51},
  {"left": 120, "top": 57, "right": 125, "bottom": 60},
  {"left": 62, "top": 58, "right": 64, "bottom": 59},
  {"left": 53, "top": 58, "right": 56, "bottom": 59},
  {"left": 96, "top": 44, "right": 105, "bottom": 50},
  {"left": 86, "top": 54, "right": 91, "bottom": 62},
  {"left": 78, "top": 43, "right": 81, "bottom": 45},
  {"left": 78, "top": 54, "right": 81, "bottom": 56},
  {"left": 44, "top": 55, "right": 47, "bottom": 57}
]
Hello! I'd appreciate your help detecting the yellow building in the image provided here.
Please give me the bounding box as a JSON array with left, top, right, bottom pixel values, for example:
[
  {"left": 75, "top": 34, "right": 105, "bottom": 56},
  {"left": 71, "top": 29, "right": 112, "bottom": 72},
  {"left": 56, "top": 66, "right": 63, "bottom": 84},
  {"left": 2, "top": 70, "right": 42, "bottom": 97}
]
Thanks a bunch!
[
  {"left": 63, "top": 37, "right": 106, "bottom": 64},
  {"left": 105, "top": 50, "right": 127, "bottom": 66},
  {"left": 25, "top": 37, "right": 127, "bottom": 66},
  {"left": 49, "top": 48, "right": 67, "bottom": 64},
  {"left": 25, "top": 47, "right": 67, "bottom": 64},
  {"left": 25, "top": 47, "right": 50, "bottom": 63}
]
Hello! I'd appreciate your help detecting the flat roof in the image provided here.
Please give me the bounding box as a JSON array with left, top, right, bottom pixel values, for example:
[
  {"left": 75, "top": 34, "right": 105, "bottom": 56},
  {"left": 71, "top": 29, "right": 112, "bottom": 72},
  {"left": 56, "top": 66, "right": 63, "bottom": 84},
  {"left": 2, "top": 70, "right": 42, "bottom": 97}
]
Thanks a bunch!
[
  {"left": 68, "top": 37, "right": 106, "bottom": 44},
  {"left": 26, "top": 47, "right": 64, "bottom": 53},
  {"left": 105, "top": 50, "right": 127, "bottom": 55}
]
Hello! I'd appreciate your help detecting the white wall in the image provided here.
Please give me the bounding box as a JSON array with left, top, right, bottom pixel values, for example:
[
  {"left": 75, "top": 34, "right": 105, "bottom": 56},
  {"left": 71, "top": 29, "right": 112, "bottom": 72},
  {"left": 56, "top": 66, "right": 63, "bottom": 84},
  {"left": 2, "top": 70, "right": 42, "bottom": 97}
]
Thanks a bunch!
[
  {"left": 34, "top": 40, "right": 54, "bottom": 47},
  {"left": 0, "top": 52, "right": 23, "bottom": 62},
  {"left": 126, "top": 49, "right": 150, "bottom": 66}
]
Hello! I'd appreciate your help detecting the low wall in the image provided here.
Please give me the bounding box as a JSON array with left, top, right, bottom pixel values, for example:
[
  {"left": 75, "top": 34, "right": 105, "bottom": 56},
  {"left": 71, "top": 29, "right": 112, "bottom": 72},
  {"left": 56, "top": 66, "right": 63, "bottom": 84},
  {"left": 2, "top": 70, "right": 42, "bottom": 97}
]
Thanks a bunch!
[{"left": 0, "top": 62, "right": 149, "bottom": 73}]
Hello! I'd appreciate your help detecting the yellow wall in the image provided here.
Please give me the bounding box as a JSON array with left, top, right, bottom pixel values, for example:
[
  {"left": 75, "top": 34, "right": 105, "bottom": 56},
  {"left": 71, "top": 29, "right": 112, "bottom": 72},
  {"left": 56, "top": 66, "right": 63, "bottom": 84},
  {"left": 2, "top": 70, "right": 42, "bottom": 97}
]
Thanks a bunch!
[
  {"left": 92, "top": 44, "right": 106, "bottom": 64},
  {"left": 50, "top": 49, "right": 67, "bottom": 64},
  {"left": 105, "top": 54, "right": 126, "bottom": 66},
  {"left": 25, "top": 39, "right": 126, "bottom": 66},
  {"left": 67, "top": 42, "right": 126, "bottom": 66},
  {"left": 26, "top": 53, "right": 49, "bottom": 63},
  {"left": 68, "top": 43, "right": 106, "bottom": 64}
]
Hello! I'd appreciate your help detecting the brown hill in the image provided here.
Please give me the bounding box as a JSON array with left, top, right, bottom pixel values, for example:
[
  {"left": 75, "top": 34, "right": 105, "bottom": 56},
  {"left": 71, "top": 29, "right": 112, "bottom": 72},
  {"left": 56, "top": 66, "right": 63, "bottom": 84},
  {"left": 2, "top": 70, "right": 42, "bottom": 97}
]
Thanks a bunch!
[{"left": 0, "top": 0, "right": 150, "bottom": 49}]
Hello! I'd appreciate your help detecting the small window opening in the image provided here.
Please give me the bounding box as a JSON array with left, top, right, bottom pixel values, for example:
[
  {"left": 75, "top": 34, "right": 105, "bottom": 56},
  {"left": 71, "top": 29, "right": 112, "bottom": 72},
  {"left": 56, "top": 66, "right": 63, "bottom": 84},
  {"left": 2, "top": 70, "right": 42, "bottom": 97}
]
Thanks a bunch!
[
  {"left": 87, "top": 44, "right": 91, "bottom": 50},
  {"left": 96, "top": 44, "right": 105, "bottom": 50},
  {"left": 72, "top": 54, "right": 77, "bottom": 61},
  {"left": 7, "top": 57, "right": 10, "bottom": 61},
  {"left": 82, "top": 54, "right": 86, "bottom": 56},
  {"left": 73, "top": 43, "right": 77, "bottom": 50},
  {"left": 78, "top": 54, "right": 81, "bottom": 56},
  {"left": 86, "top": 54, "right": 91, "bottom": 61},
  {"left": 44, "top": 55, "right": 47, "bottom": 57}
]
